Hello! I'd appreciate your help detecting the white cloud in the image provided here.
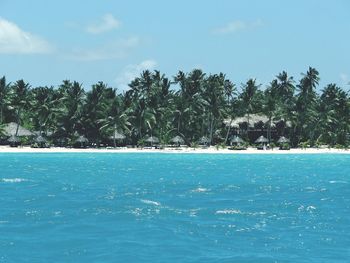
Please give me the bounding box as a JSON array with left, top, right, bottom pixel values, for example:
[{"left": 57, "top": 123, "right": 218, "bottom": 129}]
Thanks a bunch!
[
  {"left": 68, "top": 36, "right": 140, "bottom": 61},
  {"left": 0, "top": 17, "right": 52, "bottom": 54},
  {"left": 213, "top": 19, "right": 263, "bottom": 35},
  {"left": 340, "top": 73, "right": 350, "bottom": 85},
  {"left": 86, "top": 14, "right": 120, "bottom": 34},
  {"left": 115, "top": 59, "right": 158, "bottom": 91}
]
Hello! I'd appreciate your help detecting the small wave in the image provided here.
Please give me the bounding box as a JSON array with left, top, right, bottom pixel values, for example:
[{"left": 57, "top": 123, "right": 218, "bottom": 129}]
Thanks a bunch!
[
  {"left": 215, "top": 209, "right": 242, "bottom": 215},
  {"left": 1, "top": 178, "right": 28, "bottom": 183},
  {"left": 141, "top": 199, "right": 161, "bottom": 206},
  {"left": 191, "top": 187, "right": 209, "bottom": 193},
  {"left": 306, "top": 206, "right": 316, "bottom": 211},
  {"left": 298, "top": 205, "right": 316, "bottom": 212},
  {"left": 329, "top": 180, "right": 348, "bottom": 184}
]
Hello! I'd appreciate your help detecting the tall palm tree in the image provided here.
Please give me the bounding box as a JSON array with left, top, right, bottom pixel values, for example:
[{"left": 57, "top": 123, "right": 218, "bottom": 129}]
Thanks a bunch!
[
  {"left": 240, "top": 78, "right": 260, "bottom": 140},
  {"left": 202, "top": 73, "right": 226, "bottom": 144},
  {"left": 30, "top": 86, "right": 57, "bottom": 135},
  {"left": 58, "top": 80, "right": 85, "bottom": 139},
  {"left": 83, "top": 81, "right": 109, "bottom": 146},
  {"left": 100, "top": 95, "right": 130, "bottom": 147},
  {"left": 263, "top": 80, "right": 278, "bottom": 142},
  {"left": 10, "top": 80, "right": 30, "bottom": 136},
  {"left": 318, "top": 84, "right": 349, "bottom": 145},
  {"left": 296, "top": 67, "right": 320, "bottom": 144},
  {"left": 223, "top": 80, "right": 237, "bottom": 145},
  {"left": 0, "top": 76, "right": 10, "bottom": 124},
  {"left": 174, "top": 69, "right": 206, "bottom": 142},
  {"left": 274, "top": 71, "right": 295, "bottom": 138}
]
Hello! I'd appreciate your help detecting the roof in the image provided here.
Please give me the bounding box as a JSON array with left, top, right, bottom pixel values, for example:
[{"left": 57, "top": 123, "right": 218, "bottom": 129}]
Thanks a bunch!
[
  {"left": 224, "top": 114, "right": 291, "bottom": 128},
  {"left": 3, "top": 122, "right": 33, "bottom": 137}
]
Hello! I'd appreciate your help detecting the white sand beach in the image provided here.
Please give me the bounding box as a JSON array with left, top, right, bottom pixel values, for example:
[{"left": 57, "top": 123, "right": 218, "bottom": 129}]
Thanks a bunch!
[{"left": 0, "top": 146, "right": 348, "bottom": 154}]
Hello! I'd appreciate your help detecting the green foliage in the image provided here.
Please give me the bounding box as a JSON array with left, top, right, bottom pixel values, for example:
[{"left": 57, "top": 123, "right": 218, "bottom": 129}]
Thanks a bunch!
[
  {"left": 0, "top": 66, "right": 350, "bottom": 148},
  {"left": 215, "top": 142, "right": 227, "bottom": 150},
  {"left": 190, "top": 142, "right": 198, "bottom": 149},
  {"left": 137, "top": 138, "right": 145, "bottom": 147}
]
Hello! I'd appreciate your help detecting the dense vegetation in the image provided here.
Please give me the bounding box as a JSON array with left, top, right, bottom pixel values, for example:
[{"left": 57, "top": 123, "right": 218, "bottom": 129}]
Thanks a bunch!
[{"left": 0, "top": 67, "right": 349, "bottom": 147}]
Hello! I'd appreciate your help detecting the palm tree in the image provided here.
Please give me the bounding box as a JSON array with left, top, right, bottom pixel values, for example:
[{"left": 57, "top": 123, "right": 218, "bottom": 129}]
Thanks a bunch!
[
  {"left": 0, "top": 76, "right": 10, "bottom": 124},
  {"left": 296, "top": 67, "right": 320, "bottom": 144},
  {"left": 30, "top": 86, "right": 57, "bottom": 135},
  {"left": 276, "top": 71, "right": 295, "bottom": 100},
  {"left": 100, "top": 95, "right": 130, "bottom": 147},
  {"left": 223, "top": 80, "right": 237, "bottom": 145},
  {"left": 239, "top": 78, "right": 260, "bottom": 140},
  {"left": 58, "top": 80, "right": 85, "bottom": 139},
  {"left": 263, "top": 80, "right": 278, "bottom": 143},
  {"left": 83, "top": 81, "right": 109, "bottom": 146},
  {"left": 10, "top": 80, "right": 30, "bottom": 136},
  {"left": 274, "top": 71, "right": 295, "bottom": 138},
  {"left": 202, "top": 73, "right": 226, "bottom": 144},
  {"left": 318, "top": 84, "right": 349, "bottom": 145},
  {"left": 174, "top": 69, "right": 206, "bottom": 142}
]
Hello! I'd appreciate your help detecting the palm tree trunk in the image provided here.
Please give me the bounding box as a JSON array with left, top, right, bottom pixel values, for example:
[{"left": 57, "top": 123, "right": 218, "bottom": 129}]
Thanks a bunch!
[
  {"left": 113, "top": 124, "right": 117, "bottom": 148},
  {"left": 15, "top": 109, "right": 21, "bottom": 137},
  {"left": 247, "top": 112, "right": 250, "bottom": 141},
  {"left": 267, "top": 116, "right": 272, "bottom": 143},
  {"left": 139, "top": 118, "right": 142, "bottom": 139},
  {"left": 224, "top": 119, "right": 233, "bottom": 145},
  {"left": 209, "top": 115, "right": 214, "bottom": 145}
]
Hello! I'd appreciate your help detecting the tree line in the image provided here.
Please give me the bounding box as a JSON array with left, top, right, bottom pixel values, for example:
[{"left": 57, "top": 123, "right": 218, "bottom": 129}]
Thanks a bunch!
[{"left": 0, "top": 67, "right": 349, "bottom": 147}]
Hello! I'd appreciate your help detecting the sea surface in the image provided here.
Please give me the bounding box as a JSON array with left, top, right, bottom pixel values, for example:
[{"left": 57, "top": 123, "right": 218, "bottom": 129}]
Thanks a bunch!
[{"left": 0, "top": 153, "right": 349, "bottom": 263}]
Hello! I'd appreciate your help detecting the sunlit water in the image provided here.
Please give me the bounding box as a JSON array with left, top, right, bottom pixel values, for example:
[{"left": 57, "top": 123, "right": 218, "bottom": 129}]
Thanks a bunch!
[{"left": 0, "top": 153, "right": 349, "bottom": 262}]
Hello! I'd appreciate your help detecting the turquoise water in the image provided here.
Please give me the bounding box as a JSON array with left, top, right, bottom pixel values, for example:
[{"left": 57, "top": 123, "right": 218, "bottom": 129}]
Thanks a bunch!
[{"left": 0, "top": 153, "right": 349, "bottom": 263}]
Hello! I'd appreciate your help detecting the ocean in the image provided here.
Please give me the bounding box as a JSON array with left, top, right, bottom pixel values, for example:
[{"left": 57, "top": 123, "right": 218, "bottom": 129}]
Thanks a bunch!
[{"left": 0, "top": 153, "right": 349, "bottom": 262}]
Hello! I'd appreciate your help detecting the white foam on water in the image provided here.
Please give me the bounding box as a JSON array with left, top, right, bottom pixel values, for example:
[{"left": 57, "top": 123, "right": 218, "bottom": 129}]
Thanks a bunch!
[
  {"left": 329, "top": 180, "right": 348, "bottom": 184},
  {"left": 306, "top": 206, "right": 316, "bottom": 211},
  {"left": 215, "top": 209, "right": 242, "bottom": 215},
  {"left": 191, "top": 187, "right": 209, "bottom": 193},
  {"left": 1, "top": 178, "right": 28, "bottom": 183},
  {"left": 249, "top": 211, "right": 267, "bottom": 216},
  {"left": 141, "top": 199, "right": 161, "bottom": 206},
  {"left": 298, "top": 205, "right": 317, "bottom": 212}
]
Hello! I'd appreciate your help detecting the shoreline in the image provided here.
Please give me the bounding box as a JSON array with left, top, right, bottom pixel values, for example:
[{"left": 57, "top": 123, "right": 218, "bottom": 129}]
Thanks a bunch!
[{"left": 0, "top": 146, "right": 349, "bottom": 154}]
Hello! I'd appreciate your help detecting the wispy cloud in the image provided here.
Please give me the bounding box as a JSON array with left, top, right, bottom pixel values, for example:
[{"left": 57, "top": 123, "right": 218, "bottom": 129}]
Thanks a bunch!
[
  {"left": 0, "top": 17, "right": 53, "bottom": 54},
  {"left": 340, "top": 73, "right": 350, "bottom": 85},
  {"left": 213, "top": 19, "right": 263, "bottom": 35},
  {"left": 115, "top": 60, "right": 158, "bottom": 91},
  {"left": 67, "top": 36, "right": 140, "bottom": 61},
  {"left": 86, "top": 14, "right": 121, "bottom": 34}
]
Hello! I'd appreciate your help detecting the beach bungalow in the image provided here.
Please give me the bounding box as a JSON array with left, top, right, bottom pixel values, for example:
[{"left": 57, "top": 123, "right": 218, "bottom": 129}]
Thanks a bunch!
[
  {"left": 224, "top": 114, "right": 290, "bottom": 143},
  {"left": 2, "top": 122, "right": 34, "bottom": 146}
]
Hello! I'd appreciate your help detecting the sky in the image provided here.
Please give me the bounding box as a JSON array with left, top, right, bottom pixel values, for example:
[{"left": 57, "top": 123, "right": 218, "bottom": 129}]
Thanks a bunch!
[{"left": 0, "top": 0, "right": 350, "bottom": 92}]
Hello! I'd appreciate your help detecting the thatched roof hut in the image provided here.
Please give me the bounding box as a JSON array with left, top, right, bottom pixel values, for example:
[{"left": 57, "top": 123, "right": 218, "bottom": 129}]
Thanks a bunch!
[
  {"left": 7, "top": 135, "right": 20, "bottom": 147},
  {"left": 145, "top": 136, "right": 159, "bottom": 144},
  {"left": 277, "top": 136, "right": 290, "bottom": 144},
  {"left": 76, "top": 135, "right": 89, "bottom": 143},
  {"left": 224, "top": 114, "right": 291, "bottom": 129},
  {"left": 110, "top": 131, "right": 126, "bottom": 140},
  {"left": 170, "top": 135, "right": 185, "bottom": 145},
  {"left": 230, "top": 135, "right": 244, "bottom": 144},
  {"left": 3, "top": 122, "right": 33, "bottom": 137},
  {"left": 255, "top": 135, "right": 269, "bottom": 144},
  {"left": 8, "top": 135, "right": 20, "bottom": 143},
  {"left": 199, "top": 136, "right": 210, "bottom": 145}
]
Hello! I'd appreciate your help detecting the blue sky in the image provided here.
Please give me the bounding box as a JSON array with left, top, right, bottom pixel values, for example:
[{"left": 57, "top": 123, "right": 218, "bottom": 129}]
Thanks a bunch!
[{"left": 0, "top": 0, "right": 349, "bottom": 92}]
